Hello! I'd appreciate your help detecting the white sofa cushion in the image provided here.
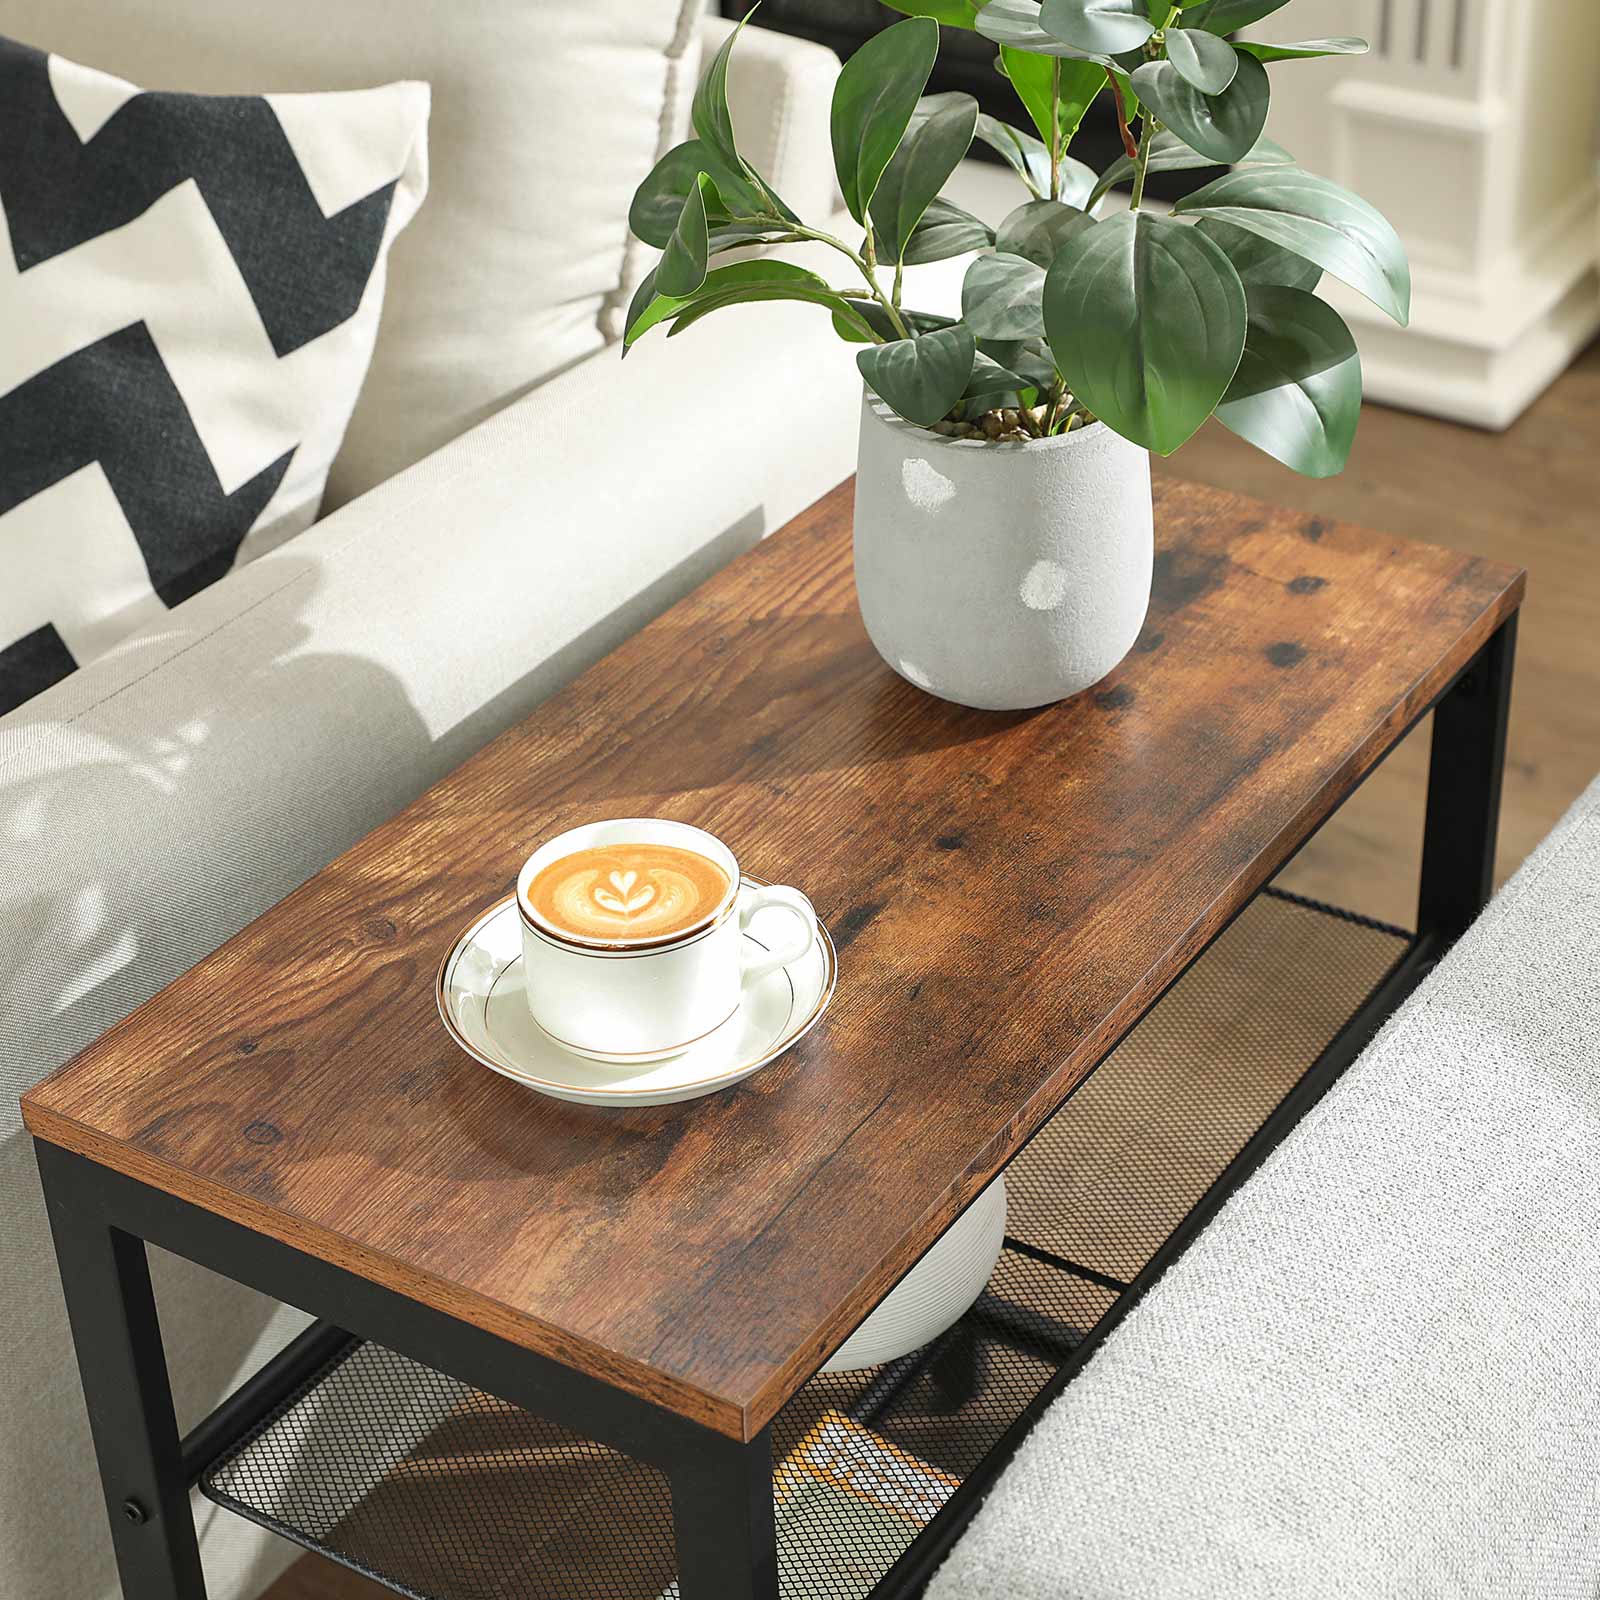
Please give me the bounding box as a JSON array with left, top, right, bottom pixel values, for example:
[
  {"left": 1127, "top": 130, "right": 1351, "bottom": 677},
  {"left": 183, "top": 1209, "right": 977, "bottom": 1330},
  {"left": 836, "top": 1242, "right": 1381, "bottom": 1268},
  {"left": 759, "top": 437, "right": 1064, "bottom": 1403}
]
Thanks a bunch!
[
  {"left": 0, "top": 0, "right": 702, "bottom": 504},
  {"left": 927, "top": 772, "right": 1600, "bottom": 1600},
  {"left": 0, "top": 35, "right": 427, "bottom": 715}
]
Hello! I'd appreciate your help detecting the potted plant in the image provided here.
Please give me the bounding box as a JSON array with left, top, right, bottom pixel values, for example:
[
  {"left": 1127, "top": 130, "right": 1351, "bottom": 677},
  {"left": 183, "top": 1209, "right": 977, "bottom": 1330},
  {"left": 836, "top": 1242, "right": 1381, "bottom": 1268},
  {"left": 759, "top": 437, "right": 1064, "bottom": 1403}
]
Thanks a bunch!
[{"left": 625, "top": 0, "right": 1407, "bottom": 711}]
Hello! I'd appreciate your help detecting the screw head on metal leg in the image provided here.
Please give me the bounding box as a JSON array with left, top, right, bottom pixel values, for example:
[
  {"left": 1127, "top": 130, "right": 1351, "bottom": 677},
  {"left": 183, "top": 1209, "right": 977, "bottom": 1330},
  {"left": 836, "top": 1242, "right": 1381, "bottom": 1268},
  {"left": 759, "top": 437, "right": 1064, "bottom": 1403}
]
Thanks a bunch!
[{"left": 122, "top": 1498, "right": 147, "bottom": 1525}]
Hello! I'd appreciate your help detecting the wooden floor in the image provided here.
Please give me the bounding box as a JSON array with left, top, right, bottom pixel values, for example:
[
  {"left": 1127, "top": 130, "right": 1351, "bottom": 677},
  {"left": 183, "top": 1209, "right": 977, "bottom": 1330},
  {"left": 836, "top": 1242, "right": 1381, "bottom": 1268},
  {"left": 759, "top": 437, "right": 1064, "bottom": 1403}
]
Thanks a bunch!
[{"left": 261, "top": 341, "right": 1599, "bottom": 1600}]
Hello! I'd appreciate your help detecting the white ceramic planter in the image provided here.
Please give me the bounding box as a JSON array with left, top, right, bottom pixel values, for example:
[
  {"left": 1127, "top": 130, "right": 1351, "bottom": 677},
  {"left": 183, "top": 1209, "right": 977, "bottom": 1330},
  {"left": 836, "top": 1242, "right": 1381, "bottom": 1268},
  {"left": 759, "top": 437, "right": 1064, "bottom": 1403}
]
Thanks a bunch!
[
  {"left": 822, "top": 1176, "right": 1006, "bottom": 1373},
  {"left": 852, "top": 391, "right": 1155, "bottom": 711}
]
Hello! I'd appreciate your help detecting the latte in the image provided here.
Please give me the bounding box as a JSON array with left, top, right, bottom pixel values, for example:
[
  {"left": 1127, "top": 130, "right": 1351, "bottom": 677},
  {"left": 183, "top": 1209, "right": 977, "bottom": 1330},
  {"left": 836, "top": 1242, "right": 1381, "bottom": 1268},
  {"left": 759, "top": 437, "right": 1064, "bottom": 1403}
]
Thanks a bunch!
[{"left": 526, "top": 842, "right": 731, "bottom": 944}]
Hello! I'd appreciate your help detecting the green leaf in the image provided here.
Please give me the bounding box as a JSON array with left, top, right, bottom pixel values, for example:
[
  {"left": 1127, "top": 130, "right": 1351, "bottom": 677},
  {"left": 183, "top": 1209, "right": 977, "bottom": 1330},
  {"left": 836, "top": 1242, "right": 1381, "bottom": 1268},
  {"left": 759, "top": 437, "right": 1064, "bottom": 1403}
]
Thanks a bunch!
[
  {"left": 973, "top": 106, "right": 1099, "bottom": 207},
  {"left": 831, "top": 17, "right": 940, "bottom": 224},
  {"left": 997, "top": 46, "right": 1108, "bottom": 159},
  {"left": 1056, "top": 57, "right": 1112, "bottom": 149},
  {"left": 879, "top": 0, "right": 985, "bottom": 23},
  {"left": 1039, "top": 0, "right": 1154, "bottom": 55},
  {"left": 669, "top": 277, "right": 869, "bottom": 338},
  {"left": 832, "top": 309, "right": 876, "bottom": 345},
  {"left": 902, "top": 196, "right": 996, "bottom": 263},
  {"left": 1195, "top": 216, "right": 1321, "bottom": 290},
  {"left": 962, "top": 251, "right": 1048, "bottom": 339},
  {"left": 995, "top": 199, "right": 1095, "bottom": 267},
  {"left": 871, "top": 93, "right": 979, "bottom": 264},
  {"left": 705, "top": 222, "right": 795, "bottom": 254},
  {"left": 693, "top": 11, "right": 752, "bottom": 175},
  {"left": 1215, "top": 285, "right": 1361, "bottom": 477},
  {"left": 911, "top": 88, "right": 978, "bottom": 122},
  {"left": 629, "top": 139, "right": 770, "bottom": 248},
  {"left": 1042, "top": 209, "right": 1247, "bottom": 454},
  {"left": 834, "top": 301, "right": 957, "bottom": 343},
  {"left": 978, "top": 335, "right": 1059, "bottom": 387},
  {"left": 1130, "top": 48, "right": 1269, "bottom": 165},
  {"left": 626, "top": 260, "right": 834, "bottom": 350},
  {"left": 974, "top": 112, "right": 1052, "bottom": 195},
  {"left": 1175, "top": 164, "right": 1411, "bottom": 325},
  {"left": 621, "top": 266, "right": 662, "bottom": 354},
  {"left": 1165, "top": 27, "right": 1239, "bottom": 93},
  {"left": 1183, "top": 0, "right": 1292, "bottom": 33},
  {"left": 977, "top": 0, "right": 1111, "bottom": 59},
  {"left": 1086, "top": 128, "right": 1291, "bottom": 208},
  {"left": 656, "top": 172, "right": 713, "bottom": 298},
  {"left": 857, "top": 325, "right": 978, "bottom": 424},
  {"left": 1237, "top": 37, "right": 1370, "bottom": 62},
  {"left": 1056, "top": 153, "right": 1100, "bottom": 210},
  {"left": 966, "top": 349, "right": 1032, "bottom": 400}
]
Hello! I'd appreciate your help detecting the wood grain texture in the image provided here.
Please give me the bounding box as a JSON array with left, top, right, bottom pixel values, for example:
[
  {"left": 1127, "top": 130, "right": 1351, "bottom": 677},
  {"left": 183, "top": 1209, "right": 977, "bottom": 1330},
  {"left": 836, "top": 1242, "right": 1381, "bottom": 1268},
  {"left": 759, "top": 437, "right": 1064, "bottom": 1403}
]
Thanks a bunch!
[
  {"left": 22, "top": 478, "right": 1522, "bottom": 1440},
  {"left": 1159, "top": 337, "right": 1600, "bottom": 925}
]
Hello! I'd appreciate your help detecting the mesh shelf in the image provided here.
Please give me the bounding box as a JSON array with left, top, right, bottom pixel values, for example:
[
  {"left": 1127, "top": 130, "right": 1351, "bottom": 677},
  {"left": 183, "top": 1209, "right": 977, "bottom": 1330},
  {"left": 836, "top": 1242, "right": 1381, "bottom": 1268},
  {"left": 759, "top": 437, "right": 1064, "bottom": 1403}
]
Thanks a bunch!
[{"left": 201, "top": 889, "right": 1409, "bottom": 1600}]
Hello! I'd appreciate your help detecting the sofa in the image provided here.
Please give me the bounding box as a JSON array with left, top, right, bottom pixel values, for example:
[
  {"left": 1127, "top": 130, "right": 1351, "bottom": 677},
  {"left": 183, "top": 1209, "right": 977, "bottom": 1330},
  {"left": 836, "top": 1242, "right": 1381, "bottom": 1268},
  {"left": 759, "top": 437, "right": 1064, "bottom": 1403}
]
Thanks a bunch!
[
  {"left": 12, "top": 7, "right": 1589, "bottom": 1600},
  {"left": 0, "top": 6, "right": 863, "bottom": 1597},
  {"left": 926, "top": 772, "right": 1600, "bottom": 1600}
]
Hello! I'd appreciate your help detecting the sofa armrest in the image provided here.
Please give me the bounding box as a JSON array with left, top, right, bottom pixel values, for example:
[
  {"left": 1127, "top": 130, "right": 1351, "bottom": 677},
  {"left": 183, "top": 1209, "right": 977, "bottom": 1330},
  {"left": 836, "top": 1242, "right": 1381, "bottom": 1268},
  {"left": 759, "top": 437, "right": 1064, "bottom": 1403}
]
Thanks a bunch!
[{"left": 699, "top": 15, "right": 842, "bottom": 221}]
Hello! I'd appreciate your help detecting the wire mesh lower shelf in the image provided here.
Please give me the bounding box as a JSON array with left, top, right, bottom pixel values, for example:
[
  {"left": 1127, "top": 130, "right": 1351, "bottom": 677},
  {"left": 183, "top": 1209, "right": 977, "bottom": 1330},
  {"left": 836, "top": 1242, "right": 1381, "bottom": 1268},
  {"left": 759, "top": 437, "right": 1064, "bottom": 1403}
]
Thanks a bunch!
[{"left": 199, "top": 888, "right": 1410, "bottom": 1600}]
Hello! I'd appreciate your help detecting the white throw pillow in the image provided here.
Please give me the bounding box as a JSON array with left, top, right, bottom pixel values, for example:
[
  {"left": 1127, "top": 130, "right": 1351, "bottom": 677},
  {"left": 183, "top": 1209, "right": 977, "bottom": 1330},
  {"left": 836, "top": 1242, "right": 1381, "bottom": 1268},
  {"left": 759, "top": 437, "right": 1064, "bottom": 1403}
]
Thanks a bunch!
[
  {"left": 0, "top": 36, "right": 428, "bottom": 714},
  {"left": 0, "top": 0, "right": 703, "bottom": 504}
]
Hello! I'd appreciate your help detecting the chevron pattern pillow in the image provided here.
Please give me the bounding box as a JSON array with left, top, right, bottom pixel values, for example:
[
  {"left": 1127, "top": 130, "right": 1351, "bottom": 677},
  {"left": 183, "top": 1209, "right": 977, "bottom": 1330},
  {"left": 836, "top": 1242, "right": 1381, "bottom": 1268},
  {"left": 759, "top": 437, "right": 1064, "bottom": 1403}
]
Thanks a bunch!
[{"left": 0, "top": 37, "right": 428, "bottom": 717}]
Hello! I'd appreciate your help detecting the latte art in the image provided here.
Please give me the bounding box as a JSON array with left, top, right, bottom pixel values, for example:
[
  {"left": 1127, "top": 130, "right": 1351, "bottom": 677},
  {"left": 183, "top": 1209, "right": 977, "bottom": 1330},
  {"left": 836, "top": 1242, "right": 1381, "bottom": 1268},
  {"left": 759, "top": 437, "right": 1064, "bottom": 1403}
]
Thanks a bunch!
[{"left": 527, "top": 843, "right": 731, "bottom": 944}]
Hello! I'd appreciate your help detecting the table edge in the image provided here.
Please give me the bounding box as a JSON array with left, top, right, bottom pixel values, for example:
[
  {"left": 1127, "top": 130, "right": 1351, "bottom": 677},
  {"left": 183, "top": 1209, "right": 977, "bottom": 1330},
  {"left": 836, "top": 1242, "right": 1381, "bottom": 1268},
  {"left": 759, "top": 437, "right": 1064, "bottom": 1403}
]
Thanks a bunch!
[{"left": 19, "top": 1101, "right": 753, "bottom": 1440}]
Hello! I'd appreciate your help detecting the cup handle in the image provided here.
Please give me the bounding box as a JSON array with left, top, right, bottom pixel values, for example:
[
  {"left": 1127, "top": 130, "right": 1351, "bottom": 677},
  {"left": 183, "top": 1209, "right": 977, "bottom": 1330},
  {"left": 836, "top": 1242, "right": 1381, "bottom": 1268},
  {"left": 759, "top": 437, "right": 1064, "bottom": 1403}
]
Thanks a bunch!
[{"left": 739, "top": 884, "right": 818, "bottom": 985}]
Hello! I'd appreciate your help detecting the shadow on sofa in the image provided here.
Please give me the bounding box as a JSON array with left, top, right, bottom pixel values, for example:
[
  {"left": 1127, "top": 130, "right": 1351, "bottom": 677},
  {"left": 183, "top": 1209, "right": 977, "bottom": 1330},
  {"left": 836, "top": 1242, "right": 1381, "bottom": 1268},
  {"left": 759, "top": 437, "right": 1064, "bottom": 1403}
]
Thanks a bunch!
[{"left": 0, "top": 554, "right": 437, "bottom": 1599}]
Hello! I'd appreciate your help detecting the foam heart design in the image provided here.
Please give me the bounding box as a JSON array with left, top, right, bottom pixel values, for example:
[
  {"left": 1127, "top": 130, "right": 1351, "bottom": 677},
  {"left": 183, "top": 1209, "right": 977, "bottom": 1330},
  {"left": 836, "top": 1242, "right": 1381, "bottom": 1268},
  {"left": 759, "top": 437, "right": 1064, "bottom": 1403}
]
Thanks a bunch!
[{"left": 593, "top": 870, "right": 657, "bottom": 916}]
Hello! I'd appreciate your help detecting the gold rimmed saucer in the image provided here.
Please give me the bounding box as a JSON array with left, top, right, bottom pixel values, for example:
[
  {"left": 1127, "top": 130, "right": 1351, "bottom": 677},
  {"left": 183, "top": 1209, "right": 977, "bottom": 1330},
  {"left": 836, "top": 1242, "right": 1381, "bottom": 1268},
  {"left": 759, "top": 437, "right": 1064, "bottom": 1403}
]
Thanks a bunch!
[{"left": 436, "top": 878, "right": 836, "bottom": 1107}]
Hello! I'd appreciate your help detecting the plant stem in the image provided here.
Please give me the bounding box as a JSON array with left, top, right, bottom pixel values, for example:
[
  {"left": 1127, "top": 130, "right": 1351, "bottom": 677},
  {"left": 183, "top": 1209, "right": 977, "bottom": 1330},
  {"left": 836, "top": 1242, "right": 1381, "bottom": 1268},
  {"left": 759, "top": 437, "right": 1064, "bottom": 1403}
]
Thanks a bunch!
[
  {"left": 1042, "top": 377, "right": 1066, "bottom": 434},
  {"left": 1049, "top": 58, "right": 1062, "bottom": 203},
  {"left": 1129, "top": 119, "right": 1155, "bottom": 211},
  {"left": 861, "top": 225, "right": 912, "bottom": 339},
  {"left": 893, "top": 257, "right": 904, "bottom": 310},
  {"left": 730, "top": 210, "right": 911, "bottom": 340},
  {"left": 1107, "top": 74, "right": 1139, "bottom": 162}
]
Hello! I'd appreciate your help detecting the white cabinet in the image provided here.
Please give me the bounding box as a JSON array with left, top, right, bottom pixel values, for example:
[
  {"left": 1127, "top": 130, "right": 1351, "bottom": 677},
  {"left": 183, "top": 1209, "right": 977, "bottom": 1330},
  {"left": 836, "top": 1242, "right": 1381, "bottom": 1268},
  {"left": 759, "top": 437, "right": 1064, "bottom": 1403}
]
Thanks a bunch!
[{"left": 1253, "top": 0, "right": 1600, "bottom": 425}]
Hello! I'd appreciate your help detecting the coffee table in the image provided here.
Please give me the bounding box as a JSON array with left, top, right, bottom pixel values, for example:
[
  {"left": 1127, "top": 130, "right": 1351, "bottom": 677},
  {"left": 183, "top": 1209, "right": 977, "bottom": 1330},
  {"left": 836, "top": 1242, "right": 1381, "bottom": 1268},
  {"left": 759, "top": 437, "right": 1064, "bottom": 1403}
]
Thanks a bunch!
[{"left": 22, "top": 479, "right": 1522, "bottom": 1600}]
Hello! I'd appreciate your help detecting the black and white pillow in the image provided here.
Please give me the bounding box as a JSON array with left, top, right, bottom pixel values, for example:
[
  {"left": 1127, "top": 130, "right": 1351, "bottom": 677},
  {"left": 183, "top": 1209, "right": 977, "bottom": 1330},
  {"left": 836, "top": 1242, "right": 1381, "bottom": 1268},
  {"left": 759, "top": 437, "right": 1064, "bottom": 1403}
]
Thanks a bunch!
[{"left": 0, "top": 37, "right": 428, "bottom": 716}]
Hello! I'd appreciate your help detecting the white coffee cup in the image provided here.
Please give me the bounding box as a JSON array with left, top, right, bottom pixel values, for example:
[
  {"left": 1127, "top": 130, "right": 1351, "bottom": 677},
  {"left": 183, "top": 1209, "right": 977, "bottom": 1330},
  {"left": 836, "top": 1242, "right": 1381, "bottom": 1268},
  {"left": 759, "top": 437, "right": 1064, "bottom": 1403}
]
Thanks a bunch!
[{"left": 515, "top": 818, "right": 819, "bottom": 1062}]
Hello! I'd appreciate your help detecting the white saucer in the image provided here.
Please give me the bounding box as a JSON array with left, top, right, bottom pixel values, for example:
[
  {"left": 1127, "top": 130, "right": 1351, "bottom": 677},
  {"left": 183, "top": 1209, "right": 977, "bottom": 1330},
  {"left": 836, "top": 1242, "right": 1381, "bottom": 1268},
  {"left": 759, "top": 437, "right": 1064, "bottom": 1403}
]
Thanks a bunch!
[{"left": 436, "top": 879, "right": 837, "bottom": 1107}]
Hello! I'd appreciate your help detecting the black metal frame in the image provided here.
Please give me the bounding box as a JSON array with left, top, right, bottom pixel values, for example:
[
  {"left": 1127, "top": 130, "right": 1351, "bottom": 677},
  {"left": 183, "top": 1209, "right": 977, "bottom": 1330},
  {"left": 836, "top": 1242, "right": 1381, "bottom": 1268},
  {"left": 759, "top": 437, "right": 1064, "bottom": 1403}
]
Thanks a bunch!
[
  {"left": 35, "top": 1141, "right": 780, "bottom": 1600},
  {"left": 30, "top": 616, "right": 1515, "bottom": 1600}
]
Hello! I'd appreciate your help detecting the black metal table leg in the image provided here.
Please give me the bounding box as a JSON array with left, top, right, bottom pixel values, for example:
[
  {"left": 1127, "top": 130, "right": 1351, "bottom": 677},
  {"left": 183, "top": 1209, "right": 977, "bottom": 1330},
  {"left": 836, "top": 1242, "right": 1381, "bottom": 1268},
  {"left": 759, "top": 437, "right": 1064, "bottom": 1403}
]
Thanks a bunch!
[
  {"left": 38, "top": 1159, "right": 208, "bottom": 1599},
  {"left": 670, "top": 1427, "right": 779, "bottom": 1600},
  {"left": 1418, "top": 614, "right": 1517, "bottom": 948}
]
